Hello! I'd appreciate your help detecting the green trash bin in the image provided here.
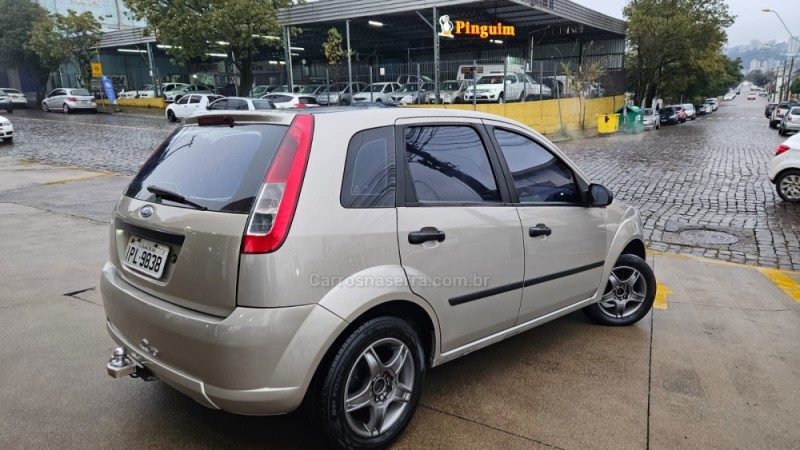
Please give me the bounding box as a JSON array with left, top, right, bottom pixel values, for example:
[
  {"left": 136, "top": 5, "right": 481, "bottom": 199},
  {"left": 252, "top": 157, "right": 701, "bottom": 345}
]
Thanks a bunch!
[{"left": 615, "top": 106, "right": 644, "bottom": 133}]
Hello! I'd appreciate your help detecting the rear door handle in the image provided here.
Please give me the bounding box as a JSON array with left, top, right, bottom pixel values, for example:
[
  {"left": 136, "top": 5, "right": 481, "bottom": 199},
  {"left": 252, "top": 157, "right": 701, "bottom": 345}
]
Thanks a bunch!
[
  {"left": 529, "top": 224, "right": 552, "bottom": 237},
  {"left": 408, "top": 228, "right": 446, "bottom": 244}
]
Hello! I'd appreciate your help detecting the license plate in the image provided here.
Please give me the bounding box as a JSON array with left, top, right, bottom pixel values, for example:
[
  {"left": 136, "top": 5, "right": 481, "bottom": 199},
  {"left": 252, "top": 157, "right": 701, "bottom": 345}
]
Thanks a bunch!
[{"left": 122, "top": 236, "right": 170, "bottom": 279}]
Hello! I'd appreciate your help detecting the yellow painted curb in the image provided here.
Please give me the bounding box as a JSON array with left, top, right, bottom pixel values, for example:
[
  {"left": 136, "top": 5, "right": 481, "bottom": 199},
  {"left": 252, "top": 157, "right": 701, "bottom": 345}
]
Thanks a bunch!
[
  {"left": 46, "top": 173, "right": 116, "bottom": 185},
  {"left": 758, "top": 268, "right": 800, "bottom": 304},
  {"left": 648, "top": 250, "right": 800, "bottom": 275},
  {"left": 654, "top": 282, "right": 671, "bottom": 310}
]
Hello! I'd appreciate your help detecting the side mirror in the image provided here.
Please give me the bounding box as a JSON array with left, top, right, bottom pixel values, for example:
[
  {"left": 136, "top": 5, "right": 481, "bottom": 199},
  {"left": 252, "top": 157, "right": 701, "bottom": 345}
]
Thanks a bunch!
[{"left": 589, "top": 184, "right": 613, "bottom": 207}]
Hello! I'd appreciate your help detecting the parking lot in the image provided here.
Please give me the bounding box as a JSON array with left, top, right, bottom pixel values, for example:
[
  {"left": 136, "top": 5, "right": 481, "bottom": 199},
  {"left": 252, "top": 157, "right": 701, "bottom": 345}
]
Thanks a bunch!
[{"left": 0, "top": 96, "right": 799, "bottom": 449}]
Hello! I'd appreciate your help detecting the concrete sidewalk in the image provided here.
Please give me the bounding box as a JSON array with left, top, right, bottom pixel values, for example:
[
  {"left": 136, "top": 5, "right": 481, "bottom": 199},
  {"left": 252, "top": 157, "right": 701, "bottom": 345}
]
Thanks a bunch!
[{"left": 0, "top": 157, "right": 798, "bottom": 449}]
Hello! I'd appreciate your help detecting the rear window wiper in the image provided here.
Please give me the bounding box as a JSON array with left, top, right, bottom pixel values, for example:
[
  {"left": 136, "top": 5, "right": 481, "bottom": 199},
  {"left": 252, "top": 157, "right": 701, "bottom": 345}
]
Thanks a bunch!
[{"left": 147, "top": 185, "right": 208, "bottom": 211}]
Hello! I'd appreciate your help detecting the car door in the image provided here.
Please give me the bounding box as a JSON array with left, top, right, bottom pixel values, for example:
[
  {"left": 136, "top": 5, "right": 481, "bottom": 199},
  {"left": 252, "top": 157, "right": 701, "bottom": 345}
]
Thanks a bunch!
[
  {"left": 485, "top": 121, "right": 607, "bottom": 323},
  {"left": 49, "top": 89, "right": 65, "bottom": 108},
  {"left": 187, "top": 95, "right": 203, "bottom": 114},
  {"left": 395, "top": 120, "right": 524, "bottom": 352},
  {"left": 173, "top": 96, "right": 191, "bottom": 117}
]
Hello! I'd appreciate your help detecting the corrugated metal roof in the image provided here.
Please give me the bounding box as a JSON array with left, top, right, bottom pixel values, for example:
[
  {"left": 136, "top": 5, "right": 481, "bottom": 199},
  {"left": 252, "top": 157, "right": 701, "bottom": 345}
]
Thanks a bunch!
[
  {"left": 99, "top": 28, "right": 156, "bottom": 48},
  {"left": 277, "top": 0, "right": 625, "bottom": 35}
]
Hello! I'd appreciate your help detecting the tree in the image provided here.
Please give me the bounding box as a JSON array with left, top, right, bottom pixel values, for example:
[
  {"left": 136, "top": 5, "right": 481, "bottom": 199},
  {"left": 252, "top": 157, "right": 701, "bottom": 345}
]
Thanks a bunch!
[
  {"left": 0, "top": 0, "right": 50, "bottom": 100},
  {"left": 625, "top": 0, "right": 735, "bottom": 106},
  {"left": 789, "top": 76, "right": 800, "bottom": 96},
  {"left": 562, "top": 54, "right": 606, "bottom": 130},
  {"left": 124, "top": 0, "right": 294, "bottom": 96},
  {"left": 27, "top": 10, "right": 103, "bottom": 92},
  {"left": 744, "top": 69, "right": 770, "bottom": 87},
  {"left": 322, "top": 27, "right": 348, "bottom": 84}
]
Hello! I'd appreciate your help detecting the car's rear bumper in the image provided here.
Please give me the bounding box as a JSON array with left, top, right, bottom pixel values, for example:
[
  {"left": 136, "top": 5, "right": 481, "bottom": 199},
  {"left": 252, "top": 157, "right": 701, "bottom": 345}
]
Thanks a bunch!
[
  {"left": 101, "top": 262, "right": 345, "bottom": 415},
  {"left": 66, "top": 101, "right": 97, "bottom": 110}
]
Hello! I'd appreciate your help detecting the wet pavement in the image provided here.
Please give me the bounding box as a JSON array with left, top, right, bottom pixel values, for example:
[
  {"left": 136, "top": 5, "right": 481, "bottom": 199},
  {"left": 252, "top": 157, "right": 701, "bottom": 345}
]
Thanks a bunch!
[{"left": 1, "top": 96, "right": 798, "bottom": 269}]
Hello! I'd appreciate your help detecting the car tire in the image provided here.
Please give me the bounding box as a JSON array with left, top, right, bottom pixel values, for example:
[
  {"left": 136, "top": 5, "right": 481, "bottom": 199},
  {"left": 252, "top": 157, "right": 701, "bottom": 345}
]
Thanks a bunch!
[
  {"left": 62, "top": 104, "right": 70, "bottom": 114},
  {"left": 497, "top": 93, "right": 505, "bottom": 104},
  {"left": 307, "top": 316, "right": 426, "bottom": 450},
  {"left": 776, "top": 169, "right": 800, "bottom": 203},
  {"left": 167, "top": 110, "right": 177, "bottom": 122},
  {"left": 6, "top": 108, "right": 12, "bottom": 114},
  {"left": 582, "top": 254, "right": 656, "bottom": 326},
  {"left": 42, "top": 102, "right": 49, "bottom": 112},
  {"left": 770, "top": 121, "right": 778, "bottom": 129},
  {"left": 779, "top": 125, "right": 786, "bottom": 136}
]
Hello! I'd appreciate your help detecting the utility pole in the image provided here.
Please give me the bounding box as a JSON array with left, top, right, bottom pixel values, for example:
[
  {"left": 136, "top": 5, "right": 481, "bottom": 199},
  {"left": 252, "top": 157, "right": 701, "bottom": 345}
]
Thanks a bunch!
[
  {"left": 346, "top": 19, "right": 352, "bottom": 104},
  {"left": 433, "top": 6, "right": 440, "bottom": 104},
  {"left": 779, "top": 60, "right": 788, "bottom": 102},
  {"left": 787, "top": 56, "right": 795, "bottom": 101},
  {"left": 146, "top": 42, "right": 158, "bottom": 97}
]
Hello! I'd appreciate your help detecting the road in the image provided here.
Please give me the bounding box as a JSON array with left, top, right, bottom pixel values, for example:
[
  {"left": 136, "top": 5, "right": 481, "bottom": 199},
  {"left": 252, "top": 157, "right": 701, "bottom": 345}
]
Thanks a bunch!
[
  {"left": 0, "top": 96, "right": 799, "bottom": 449},
  {"left": 2, "top": 95, "right": 797, "bottom": 270}
]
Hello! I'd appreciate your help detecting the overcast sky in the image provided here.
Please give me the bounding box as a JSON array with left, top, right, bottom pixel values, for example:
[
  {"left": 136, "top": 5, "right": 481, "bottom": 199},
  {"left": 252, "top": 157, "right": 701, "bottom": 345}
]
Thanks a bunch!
[{"left": 571, "top": 0, "right": 800, "bottom": 47}]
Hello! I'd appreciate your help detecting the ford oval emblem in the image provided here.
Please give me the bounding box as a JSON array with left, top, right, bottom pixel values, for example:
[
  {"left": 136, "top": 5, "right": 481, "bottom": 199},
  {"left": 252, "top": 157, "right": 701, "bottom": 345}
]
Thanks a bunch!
[{"left": 140, "top": 206, "right": 154, "bottom": 218}]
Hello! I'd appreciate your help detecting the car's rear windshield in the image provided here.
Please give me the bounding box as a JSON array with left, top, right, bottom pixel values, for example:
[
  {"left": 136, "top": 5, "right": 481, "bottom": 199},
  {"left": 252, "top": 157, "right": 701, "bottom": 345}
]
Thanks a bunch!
[
  {"left": 124, "top": 124, "right": 288, "bottom": 213},
  {"left": 71, "top": 89, "right": 91, "bottom": 96},
  {"left": 252, "top": 100, "right": 275, "bottom": 110},
  {"left": 298, "top": 97, "right": 318, "bottom": 105}
]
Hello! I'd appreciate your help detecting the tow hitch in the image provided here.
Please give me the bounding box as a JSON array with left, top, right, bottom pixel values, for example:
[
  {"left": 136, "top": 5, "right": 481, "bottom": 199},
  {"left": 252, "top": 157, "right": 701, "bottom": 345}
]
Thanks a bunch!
[{"left": 106, "top": 347, "right": 158, "bottom": 381}]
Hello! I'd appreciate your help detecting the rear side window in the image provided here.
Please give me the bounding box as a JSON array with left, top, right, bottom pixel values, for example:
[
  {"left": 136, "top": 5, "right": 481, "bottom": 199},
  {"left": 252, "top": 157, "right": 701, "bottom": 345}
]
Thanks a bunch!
[
  {"left": 341, "top": 127, "right": 395, "bottom": 208},
  {"left": 298, "top": 97, "right": 318, "bottom": 105},
  {"left": 208, "top": 99, "right": 227, "bottom": 110},
  {"left": 252, "top": 100, "right": 275, "bottom": 110},
  {"left": 404, "top": 126, "right": 501, "bottom": 204},
  {"left": 125, "top": 124, "right": 288, "bottom": 213},
  {"left": 189, "top": 96, "right": 201, "bottom": 104}
]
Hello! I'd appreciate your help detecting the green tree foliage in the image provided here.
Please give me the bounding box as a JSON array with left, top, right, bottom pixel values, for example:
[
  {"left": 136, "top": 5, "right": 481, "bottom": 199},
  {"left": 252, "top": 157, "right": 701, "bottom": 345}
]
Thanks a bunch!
[
  {"left": 625, "top": 0, "right": 735, "bottom": 105},
  {"left": 0, "top": 0, "right": 50, "bottom": 100},
  {"left": 744, "top": 70, "right": 770, "bottom": 88},
  {"left": 123, "top": 0, "right": 294, "bottom": 96},
  {"left": 562, "top": 58, "right": 606, "bottom": 130},
  {"left": 27, "top": 10, "right": 103, "bottom": 92},
  {"left": 322, "top": 28, "right": 346, "bottom": 66},
  {"left": 791, "top": 76, "right": 800, "bottom": 96}
]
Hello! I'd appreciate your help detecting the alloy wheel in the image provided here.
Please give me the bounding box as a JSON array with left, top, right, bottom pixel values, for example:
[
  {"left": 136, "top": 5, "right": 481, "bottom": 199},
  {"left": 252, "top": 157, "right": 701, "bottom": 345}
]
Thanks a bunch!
[
  {"left": 779, "top": 174, "right": 800, "bottom": 201},
  {"left": 597, "top": 265, "right": 648, "bottom": 319},
  {"left": 344, "top": 337, "right": 415, "bottom": 438}
]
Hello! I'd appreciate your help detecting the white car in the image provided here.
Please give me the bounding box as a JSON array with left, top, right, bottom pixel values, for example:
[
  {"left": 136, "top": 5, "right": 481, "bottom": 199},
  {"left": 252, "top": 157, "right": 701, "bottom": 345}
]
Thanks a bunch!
[
  {"left": 352, "top": 82, "right": 403, "bottom": 103},
  {"left": 0, "top": 115, "right": 13, "bottom": 142},
  {"left": 705, "top": 98, "right": 719, "bottom": 111},
  {"left": 162, "top": 83, "right": 190, "bottom": 103},
  {"left": 0, "top": 88, "right": 28, "bottom": 108},
  {"left": 165, "top": 94, "right": 224, "bottom": 122},
  {"left": 261, "top": 93, "right": 319, "bottom": 109},
  {"left": 768, "top": 133, "right": 800, "bottom": 203},
  {"left": 389, "top": 83, "right": 435, "bottom": 104},
  {"left": 204, "top": 97, "right": 276, "bottom": 112},
  {"left": 465, "top": 73, "right": 551, "bottom": 103},
  {"left": 118, "top": 85, "right": 156, "bottom": 99}
]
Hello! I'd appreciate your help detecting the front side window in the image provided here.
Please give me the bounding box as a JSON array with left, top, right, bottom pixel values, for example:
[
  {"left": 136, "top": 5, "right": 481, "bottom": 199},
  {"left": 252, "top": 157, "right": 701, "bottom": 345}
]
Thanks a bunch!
[
  {"left": 176, "top": 96, "right": 190, "bottom": 105},
  {"left": 494, "top": 129, "right": 579, "bottom": 204},
  {"left": 405, "top": 126, "right": 501, "bottom": 204},
  {"left": 341, "top": 127, "right": 396, "bottom": 208},
  {"left": 208, "top": 99, "right": 227, "bottom": 110},
  {"left": 189, "top": 96, "right": 201, "bottom": 104}
]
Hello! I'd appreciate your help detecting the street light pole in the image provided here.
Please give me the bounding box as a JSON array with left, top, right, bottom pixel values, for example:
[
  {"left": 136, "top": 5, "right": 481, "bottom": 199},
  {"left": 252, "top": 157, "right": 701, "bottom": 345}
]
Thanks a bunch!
[{"left": 761, "top": 9, "right": 800, "bottom": 47}]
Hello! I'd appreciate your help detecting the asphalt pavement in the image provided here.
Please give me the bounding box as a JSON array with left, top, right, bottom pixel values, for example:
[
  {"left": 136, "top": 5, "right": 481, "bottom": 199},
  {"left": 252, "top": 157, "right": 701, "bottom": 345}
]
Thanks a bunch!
[{"left": 0, "top": 97, "right": 799, "bottom": 449}]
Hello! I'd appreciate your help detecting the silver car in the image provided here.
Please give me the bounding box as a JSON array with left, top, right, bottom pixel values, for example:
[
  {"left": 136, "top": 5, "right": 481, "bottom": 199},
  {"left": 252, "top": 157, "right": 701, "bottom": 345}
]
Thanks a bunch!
[
  {"left": 779, "top": 106, "right": 800, "bottom": 136},
  {"left": 642, "top": 108, "right": 660, "bottom": 130},
  {"left": 103, "top": 108, "right": 655, "bottom": 449},
  {"left": 42, "top": 88, "right": 97, "bottom": 113},
  {"left": 426, "top": 80, "right": 469, "bottom": 104},
  {"left": 316, "top": 82, "right": 367, "bottom": 105}
]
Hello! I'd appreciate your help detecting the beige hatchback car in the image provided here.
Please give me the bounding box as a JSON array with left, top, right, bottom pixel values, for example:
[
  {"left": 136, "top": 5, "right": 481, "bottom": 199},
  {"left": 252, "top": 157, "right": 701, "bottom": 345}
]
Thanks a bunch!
[{"left": 102, "top": 108, "right": 655, "bottom": 449}]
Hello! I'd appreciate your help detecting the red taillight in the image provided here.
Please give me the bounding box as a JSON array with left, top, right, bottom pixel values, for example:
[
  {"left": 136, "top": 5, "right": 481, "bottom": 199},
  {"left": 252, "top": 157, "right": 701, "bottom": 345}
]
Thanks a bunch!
[
  {"left": 776, "top": 144, "right": 790, "bottom": 156},
  {"left": 67, "top": 96, "right": 77, "bottom": 102},
  {"left": 293, "top": 103, "right": 307, "bottom": 108},
  {"left": 243, "top": 114, "right": 314, "bottom": 254},
  {"left": 788, "top": 116, "right": 793, "bottom": 122}
]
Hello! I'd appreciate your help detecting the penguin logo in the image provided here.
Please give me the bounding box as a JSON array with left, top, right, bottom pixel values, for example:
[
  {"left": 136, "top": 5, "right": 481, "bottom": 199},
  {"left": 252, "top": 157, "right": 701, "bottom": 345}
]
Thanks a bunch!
[{"left": 439, "top": 15, "right": 454, "bottom": 38}]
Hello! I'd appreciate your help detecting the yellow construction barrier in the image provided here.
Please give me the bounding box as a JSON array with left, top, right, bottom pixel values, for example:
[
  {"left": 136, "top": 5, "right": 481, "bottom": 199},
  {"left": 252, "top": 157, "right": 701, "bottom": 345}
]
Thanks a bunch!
[
  {"left": 597, "top": 113, "right": 620, "bottom": 134},
  {"left": 405, "top": 95, "right": 625, "bottom": 136},
  {"left": 97, "top": 98, "right": 167, "bottom": 109}
]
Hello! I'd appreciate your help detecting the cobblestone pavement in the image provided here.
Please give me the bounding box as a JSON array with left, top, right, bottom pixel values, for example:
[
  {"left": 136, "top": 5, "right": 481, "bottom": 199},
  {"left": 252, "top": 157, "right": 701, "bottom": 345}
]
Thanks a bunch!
[
  {"left": 1, "top": 98, "right": 798, "bottom": 269},
  {"left": 558, "top": 95, "right": 800, "bottom": 270}
]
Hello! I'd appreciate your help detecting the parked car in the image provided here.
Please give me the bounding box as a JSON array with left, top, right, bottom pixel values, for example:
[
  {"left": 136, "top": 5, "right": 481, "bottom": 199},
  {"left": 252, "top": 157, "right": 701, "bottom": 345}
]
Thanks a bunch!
[
  {"left": 249, "top": 85, "right": 278, "bottom": 97},
  {"left": 316, "top": 82, "right": 367, "bottom": 105},
  {"left": 396, "top": 74, "right": 434, "bottom": 85},
  {"left": 42, "top": 88, "right": 97, "bottom": 114},
  {"left": 681, "top": 103, "right": 696, "bottom": 120},
  {"left": 272, "top": 85, "right": 306, "bottom": 94},
  {"left": 0, "top": 114, "right": 13, "bottom": 142},
  {"left": 206, "top": 97, "right": 275, "bottom": 111},
  {"left": 768, "top": 133, "right": 800, "bottom": 202},
  {"left": 352, "top": 82, "right": 402, "bottom": 103},
  {"left": 1, "top": 88, "right": 28, "bottom": 108},
  {"left": 166, "top": 84, "right": 214, "bottom": 103},
  {"left": 423, "top": 80, "right": 468, "bottom": 104},
  {"left": 465, "top": 73, "right": 550, "bottom": 103},
  {"left": 778, "top": 106, "right": 800, "bottom": 136},
  {"left": 0, "top": 92, "right": 13, "bottom": 113},
  {"left": 165, "top": 94, "right": 224, "bottom": 121},
  {"left": 298, "top": 85, "right": 328, "bottom": 97},
  {"left": 262, "top": 92, "right": 320, "bottom": 109},
  {"left": 759, "top": 91, "right": 768, "bottom": 97},
  {"left": 705, "top": 98, "right": 719, "bottom": 111},
  {"left": 747, "top": 93, "right": 757, "bottom": 100},
  {"left": 348, "top": 101, "right": 398, "bottom": 108},
  {"left": 723, "top": 92, "right": 735, "bottom": 101},
  {"left": 696, "top": 103, "right": 711, "bottom": 116},
  {"left": 770, "top": 102, "right": 800, "bottom": 129},
  {"left": 659, "top": 106, "right": 680, "bottom": 125},
  {"left": 389, "top": 83, "right": 435, "bottom": 104},
  {"left": 642, "top": 108, "right": 660, "bottom": 130},
  {"left": 102, "top": 107, "right": 655, "bottom": 449},
  {"left": 119, "top": 85, "right": 157, "bottom": 99},
  {"left": 668, "top": 105, "right": 687, "bottom": 123},
  {"left": 161, "top": 83, "right": 189, "bottom": 101},
  {"left": 766, "top": 102, "right": 779, "bottom": 119}
]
